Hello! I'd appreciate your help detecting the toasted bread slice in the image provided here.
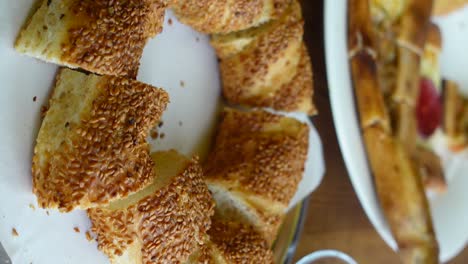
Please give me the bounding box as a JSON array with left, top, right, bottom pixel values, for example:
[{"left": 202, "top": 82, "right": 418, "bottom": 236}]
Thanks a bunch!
[
  {"left": 170, "top": 0, "right": 291, "bottom": 34},
  {"left": 348, "top": 0, "right": 391, "bottom": 131},
  {"left": 88, "top": 151, "right": 214, "bottom": 264},
  {"left": 443, "top": 80, "right": 468, "bottom": 150},
  {"left": 204, "top": 109, "right": 308, "bottom": 243},
  {"left": 349, "top": 0, "right": 439, "bottom": 262},
  {"left": 363, "top": 126, "right": 439, "bottom": 264},
  {"left": 32, "top": 68, "right": 169, "bottom": 212},
  {"left": 15, "top": 0, "right": 166, "bottom": 78}
]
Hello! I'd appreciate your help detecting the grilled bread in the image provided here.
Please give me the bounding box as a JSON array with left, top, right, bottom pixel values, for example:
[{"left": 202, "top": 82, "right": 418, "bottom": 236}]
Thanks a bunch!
[{"left": 348, "top": 0, "right": 439, "bottom": 262}]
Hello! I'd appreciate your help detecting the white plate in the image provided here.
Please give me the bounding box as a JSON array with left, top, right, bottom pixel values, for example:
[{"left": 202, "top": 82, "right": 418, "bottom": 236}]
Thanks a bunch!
[
  {"left": 325, "top": 0, "right": 468, "bottom": 261},
  {"left": 0, "top": 2, "right": 325, "bottom": 263}
]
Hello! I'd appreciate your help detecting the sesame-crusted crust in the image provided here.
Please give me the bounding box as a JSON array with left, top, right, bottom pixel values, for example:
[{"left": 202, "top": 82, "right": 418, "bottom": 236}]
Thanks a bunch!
[
  {"left": 208, "top": 219, "right": 274, "bottom": 264},
  {"left": 244, "top": 44, "right": 316, "bottom": 114},
  {"left": 63, "top": 0, "right": 166, "bottom": 78},
  {"left": 32, "top": 69, "right": 169, "bottom": 212},
  {"left": 170, "top": 0, "right": 291, "bottom": 34},
  {"left": 219, "top": 15, "right": 307, "bottom": 113},
  {"left": 204, "top": 109, "right": 309, "bottom": 207},
  {"left": 88, "top": 157, "right": 214, "bottom": 263}
]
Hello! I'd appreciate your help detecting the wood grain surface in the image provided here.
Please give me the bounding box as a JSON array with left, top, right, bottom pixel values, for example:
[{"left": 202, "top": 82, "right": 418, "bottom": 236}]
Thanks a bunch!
[{"left": 294, "top": 1, "right": 468, "bottom": 263}]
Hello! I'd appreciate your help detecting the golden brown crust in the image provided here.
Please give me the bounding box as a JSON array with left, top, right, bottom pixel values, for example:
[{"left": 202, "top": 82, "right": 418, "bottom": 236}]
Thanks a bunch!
[
  {"left": 348, "top": 0, "right": 391, "bottom": 132},
  {"left": 208, "top": 219, "right": 274, "bottom": 264},
  {"left": 210, "top": 0, "right": 303, "bottom": 60},
  {"left": 88, "top": 157, "right": 214, "bottom": 263},
  {"left": 32, "top": 69, "right": 169, "bottom": 212},
  {"left": 219, "top": 4, "right": 313, "bottom": 113},
  {"left": 205, "top": 109, "right": 308, "bottom": 207},
  {"left": 170, "top": 0, "right": 291, "bottom": 34},
  {"left": 16, "top": 0, "right": 166, "bottom": 78}
]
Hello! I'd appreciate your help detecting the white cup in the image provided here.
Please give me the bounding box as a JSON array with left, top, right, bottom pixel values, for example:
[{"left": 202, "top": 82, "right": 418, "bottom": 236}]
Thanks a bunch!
[{"left": 296, "top": 249, "right": 358, "bottom": 264}]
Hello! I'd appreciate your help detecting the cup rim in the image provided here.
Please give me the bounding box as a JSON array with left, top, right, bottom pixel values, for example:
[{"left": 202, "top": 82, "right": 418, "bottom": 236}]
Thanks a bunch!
[{"left": 296, "top": 249, "right": 358, "bottom": 264}]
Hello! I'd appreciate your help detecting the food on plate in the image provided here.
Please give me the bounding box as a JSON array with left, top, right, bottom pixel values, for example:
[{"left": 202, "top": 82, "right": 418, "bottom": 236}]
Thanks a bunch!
[
  {"left": 170, "top": 0, "right": 291, "bottom": 34},
  {"left": 443, "top": 80, "right": 468, "bottom": 151},
  {"left": 214, "top": 0, "right": 316, "bottom": 114},
  {"left": 363, "top": 126, "right": 439, "bottom": 264},
  {"left": 15, "top": 0, "right": 166, "bottom": 78},
  {"left": 204, "top": 108, "right": 309, "bottom": 244},
  {"left": 433, "top": 0, "right": 468, "bottom": 16},
  {"left": 187, "top": 218, "right": 274, "bottom": 264},
  {"left": 32, "top": 68, "right": 169, "bottom": 212},
  {"left": 348, "top": 0, "right": 439, "bottom": 262},
  {"left": 88, "top": 151, "right": 214, "bottom": 264},
  {"left": 368, "top": 1, "right": 447, "bottom": 190}
]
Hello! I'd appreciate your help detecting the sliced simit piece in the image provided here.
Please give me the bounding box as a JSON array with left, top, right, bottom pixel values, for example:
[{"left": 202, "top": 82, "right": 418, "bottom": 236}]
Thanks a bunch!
[
  {"left": 32, "top": 68, "right": 169, "bottom": 212},
  {"left": 170, "top": 0, "right": 291, "bottom": 34},
  {"left": 204, "top": 108, "right": 309, "bottom": 244},
  {"left": 187, "top": 218, "right": 274, "bottom": 264},
  {"left": 216, "top": 1, "right": 315, "bottom": 114},
  {"left": 88, "top": 150, "right": 214, "bottom": 264},
  {"left": 15, "top": 0, "right": 166, "bottom": 78}
]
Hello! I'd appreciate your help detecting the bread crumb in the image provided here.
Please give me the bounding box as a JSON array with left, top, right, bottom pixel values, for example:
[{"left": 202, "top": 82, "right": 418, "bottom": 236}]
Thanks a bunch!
[
  {"left": 85, "top": 231, "right": 93, "bottom": 241},
  {"left": 168, "top": 18, "right": 173, "bottom": 25},
  {"left": 160, "top": 133, "right": 165, "bottom": 139},
  {"left": 178, "top": 121, "right": 183, "bottom": 126},
  {"left": 29, "top": 203, "right": 36, "bottom": 210},
  {"left": 46, "top": 211, "right": 50, "bottom": 216},
  {"left": 150, "top": 130, "right": 159, "bottom": 139},
  {"left": 180, "top": 80, "right": 185, "bottom": 87},
  {"left": 74, "top": 227, "right": 80, "bottom": 233},
  {"left": 12, "top": 228, "right": 19, "bottom": 237},
  {"left": 196, "top": 37, "right": 200, "bottom": 42},
  {"left": 158, "top": 121, "right": 164, "bottom": 128},
  {"left": 33, "top": 96, "right": 37, "bottom": 102}
]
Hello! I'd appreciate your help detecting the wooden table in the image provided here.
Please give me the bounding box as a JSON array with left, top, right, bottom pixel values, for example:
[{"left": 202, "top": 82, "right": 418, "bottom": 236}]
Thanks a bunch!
[{"left": 294, "top": 1, "right": 468, "bottom": 263}]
